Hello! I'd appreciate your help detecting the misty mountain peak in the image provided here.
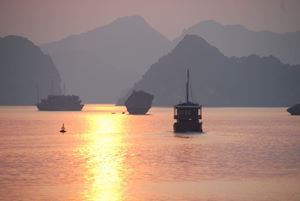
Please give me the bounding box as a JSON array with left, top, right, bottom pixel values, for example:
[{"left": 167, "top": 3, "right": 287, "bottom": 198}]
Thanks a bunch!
[
  {"left": 184, "top": 20, "right": 249, "bottom": 35},
  {"left": 177, "top": 19, "right": 300, "bottom": 65},
  {"left": 2, "top": 35, "right": 32, "bottom": 44},
  {"left": 172, "top": 34, "right": 225, "bottom": 60},
  {"left": 1, "top": 35, "right": 35, "bottom": 49},
  {"left": 41, "top": 15, "right": 171, "bottom": 103},
  {"left": 183, "top": 20, "right": 222, "bottom": 33},
  {"left": 112, "top": 15, "right": 147, "bottom": 26},
  {"left": 1, "top": 35, "right": 46, "bottom": 58},
  {"left": 196, "top": 20, "right": 221, "bottom": 27},
  {"left": 101, "top": 15, "right": 161, "bottom": 36},
  {"left": 177, "top": 34, "right": 211, "bottom": 47}
]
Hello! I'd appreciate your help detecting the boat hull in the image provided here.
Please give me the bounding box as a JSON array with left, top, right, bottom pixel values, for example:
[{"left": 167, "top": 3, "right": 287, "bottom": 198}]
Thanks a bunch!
[
  {"left": 173, "top": 121, "right": 202, "bottom": 133},
  {"left": 36, "top": 104, "right": 84, "bottom": 111}
]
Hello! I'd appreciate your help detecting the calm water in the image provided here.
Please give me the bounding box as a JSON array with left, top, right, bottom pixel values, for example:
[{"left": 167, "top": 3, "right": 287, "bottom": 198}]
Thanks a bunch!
[{"left": 0, "top": 105, "right": 299, "bottom": 201}]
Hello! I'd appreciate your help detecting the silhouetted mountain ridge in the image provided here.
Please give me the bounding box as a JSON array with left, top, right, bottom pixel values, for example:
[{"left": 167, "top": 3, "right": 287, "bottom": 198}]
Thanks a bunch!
[
  {"left": 118, "top": 35, "right": 300, "bottom": 106},
  {"left": 0, "top": 35, "right": 61, "bottom": 105},
  {"left": 175, "top": 20, "right": 300, "bottom": 65}
]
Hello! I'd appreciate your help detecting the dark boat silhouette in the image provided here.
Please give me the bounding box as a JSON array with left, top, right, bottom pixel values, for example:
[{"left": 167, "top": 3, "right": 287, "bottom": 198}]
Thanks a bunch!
[
  {"left": 173, "top": 69, "right": 203, "bottom": 133},
  {"left": 36, "top": 95, "right": 84, "bottom": 111},
  {"left": 287, "top": 104, "right": 300, "bottom": 115},
  {"left": 60, "top": 123, "right": 66, "bottom": 133},
  {"left": 125, "top": 90, "right": 154, "bottom": 115}
]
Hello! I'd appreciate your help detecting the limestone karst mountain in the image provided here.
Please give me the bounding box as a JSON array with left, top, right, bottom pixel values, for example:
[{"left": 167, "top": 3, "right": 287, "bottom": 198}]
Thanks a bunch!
[
  {"left": 42, "top": 16, "right": 171, "bottom": 103},
  {"left": 118, "top": 35, "right": 300, "bottom": 106},
  {"left": 0, "top": 35, "right": 61, "bottom": 105},
  {"left": 174, "top": 20, "right": 300, "bottom": 65}
]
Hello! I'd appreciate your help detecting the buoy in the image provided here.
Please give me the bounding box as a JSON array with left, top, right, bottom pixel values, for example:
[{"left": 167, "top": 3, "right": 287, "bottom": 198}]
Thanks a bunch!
[{"left": 60, "top": 123, "right": 66, "bottom": 133}]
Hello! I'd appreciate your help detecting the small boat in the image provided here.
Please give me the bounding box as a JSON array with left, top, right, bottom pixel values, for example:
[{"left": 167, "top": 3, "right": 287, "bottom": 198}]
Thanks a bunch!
[
  {"left": 173, "top": 69, "right": 203, "bottom": 133},
  {"left": 60, "top": 123, "right": 66, "bottom": 133}
]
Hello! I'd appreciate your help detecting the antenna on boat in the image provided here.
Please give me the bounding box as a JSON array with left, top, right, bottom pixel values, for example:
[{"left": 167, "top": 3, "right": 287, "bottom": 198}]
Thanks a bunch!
[{"left": 186, "top": 69, "right": 190, "bottom": 103}]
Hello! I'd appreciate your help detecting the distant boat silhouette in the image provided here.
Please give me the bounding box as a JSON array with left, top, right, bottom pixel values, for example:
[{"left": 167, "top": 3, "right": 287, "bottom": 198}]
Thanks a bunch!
[
  {"left": 36, "top": 95, "right": 84, "bottom": 111},
  {"left": 173, "top": 69, "right": 203, "bottom": 133},
  {"left": 60, "top": 123, "right": 66, "bottom": 133}
]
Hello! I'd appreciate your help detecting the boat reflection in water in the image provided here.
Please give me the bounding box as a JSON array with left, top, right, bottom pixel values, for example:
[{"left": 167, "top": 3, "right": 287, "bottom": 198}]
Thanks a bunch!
[{"left": 78, "top": 111, "right": 127, "bottom": 201}]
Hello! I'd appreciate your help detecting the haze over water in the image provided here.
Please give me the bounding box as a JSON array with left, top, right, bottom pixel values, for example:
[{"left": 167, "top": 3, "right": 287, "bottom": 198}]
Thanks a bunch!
[{"left": 0, "top": 105, "right": 299, "bottom": 201}]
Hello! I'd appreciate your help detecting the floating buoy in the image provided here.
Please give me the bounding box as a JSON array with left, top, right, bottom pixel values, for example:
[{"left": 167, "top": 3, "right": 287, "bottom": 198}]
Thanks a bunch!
[{"left": 60, "top": 123, "right": 66, "bottom": 133}]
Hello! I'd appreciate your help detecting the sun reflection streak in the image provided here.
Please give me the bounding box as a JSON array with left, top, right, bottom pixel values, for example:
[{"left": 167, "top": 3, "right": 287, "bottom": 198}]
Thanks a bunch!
[{"left": 79, "top": 112, "right": 127, "bottom": 201}]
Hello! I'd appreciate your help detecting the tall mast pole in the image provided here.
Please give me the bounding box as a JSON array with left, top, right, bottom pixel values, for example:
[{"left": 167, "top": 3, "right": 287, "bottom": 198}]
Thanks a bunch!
[{"left": 186, "top": 69, "right": 189, "bottom": 103}]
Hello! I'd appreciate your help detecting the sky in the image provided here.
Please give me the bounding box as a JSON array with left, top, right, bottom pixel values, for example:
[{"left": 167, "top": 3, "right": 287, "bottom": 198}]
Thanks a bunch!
[{"left": 0, "top": 0, "right": 300, "bottom": 44}]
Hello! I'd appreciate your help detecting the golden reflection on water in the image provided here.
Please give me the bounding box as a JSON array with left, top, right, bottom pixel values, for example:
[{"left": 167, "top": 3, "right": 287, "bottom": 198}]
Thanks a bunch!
[{"left": 79, "top": 112, "right": 127, "bottom": 201}]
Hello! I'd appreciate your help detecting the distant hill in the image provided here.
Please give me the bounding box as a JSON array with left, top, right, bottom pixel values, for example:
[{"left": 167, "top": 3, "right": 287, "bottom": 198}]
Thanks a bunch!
[
  {"left": 0, "top": 36, "right": 61, "bottom": 105},
  {"left": 42, "top": 16, "right": 171, "bottom": 103},
  {"left": 118, "top": 35, "right": 300, "bottom": 106},
  {"left": 174, "top": 20, "right": 300, "bottom": 65}
]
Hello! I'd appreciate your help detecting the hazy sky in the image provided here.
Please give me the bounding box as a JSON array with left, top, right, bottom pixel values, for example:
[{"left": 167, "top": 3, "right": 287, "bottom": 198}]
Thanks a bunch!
[{"left": 0, "top": 0, "right": 299, "bottom": 44}]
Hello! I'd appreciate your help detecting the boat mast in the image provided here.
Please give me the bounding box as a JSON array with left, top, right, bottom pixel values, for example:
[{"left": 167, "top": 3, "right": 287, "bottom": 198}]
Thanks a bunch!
[{"left": 186, "top": 69, "right": 190, "bottom": 103}]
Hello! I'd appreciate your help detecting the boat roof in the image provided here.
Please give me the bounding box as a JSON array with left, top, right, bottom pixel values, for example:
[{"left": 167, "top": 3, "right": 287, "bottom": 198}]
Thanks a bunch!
[{"left": 174, "top": 102, "right": 201, "bottom": 108}]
